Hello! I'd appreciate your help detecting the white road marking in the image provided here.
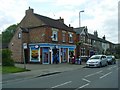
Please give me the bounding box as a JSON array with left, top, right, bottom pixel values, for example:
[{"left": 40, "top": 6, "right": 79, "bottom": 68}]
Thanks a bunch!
[
  {"left": 82, "top": 78, "right": 91, "bottom": 83},
  {"left": 85, "top": 70, "right": 103, "bottom": 78},
  {"left": 99, "top": 72, "right": 112, "bottom": 79},
  {"left": 107, "top": 66, "right": 117, "bottom": 70},
  {"left": 78, "top": 83, "right": 89, "bottom": 89},
  {"left": 51, "top": 81, "right": 72, "bottom": 88}
]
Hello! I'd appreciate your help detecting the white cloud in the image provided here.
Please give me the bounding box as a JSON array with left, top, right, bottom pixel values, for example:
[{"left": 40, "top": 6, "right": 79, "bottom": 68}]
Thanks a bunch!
[
  {"left": 0, "top": 0, "right": 28, "bottom": 32},
  {"left": 55, "top": 0, "right": 86, "bottom": 6},
  {"left": 0, "top": 0, "right": 118, "bottom": 43}
]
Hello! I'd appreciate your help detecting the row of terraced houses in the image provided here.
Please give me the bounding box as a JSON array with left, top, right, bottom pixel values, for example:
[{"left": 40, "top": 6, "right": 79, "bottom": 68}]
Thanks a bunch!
[{"left": 9, "top": 8, "right": 116, "bottom": 64}]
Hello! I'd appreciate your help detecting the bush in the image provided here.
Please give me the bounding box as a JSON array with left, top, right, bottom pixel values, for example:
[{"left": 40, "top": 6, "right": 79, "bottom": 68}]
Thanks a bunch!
[{"left": 2, "top": 49, "right": 14, "bottom": 66}]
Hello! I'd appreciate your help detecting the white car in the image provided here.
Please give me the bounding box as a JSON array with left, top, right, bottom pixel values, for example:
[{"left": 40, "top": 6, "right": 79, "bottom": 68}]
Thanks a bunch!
[{"left": 86, "top": 55, "right": 108, "bottom": 68}]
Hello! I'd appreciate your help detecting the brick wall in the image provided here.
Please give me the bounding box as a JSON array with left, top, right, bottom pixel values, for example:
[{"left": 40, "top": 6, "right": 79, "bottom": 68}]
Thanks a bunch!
[
  {"left": 29, "top": 27, "right": 46, "bottom": 43},
  {"left": 9, "top": 27, "right": 22, "bottom": 63}
]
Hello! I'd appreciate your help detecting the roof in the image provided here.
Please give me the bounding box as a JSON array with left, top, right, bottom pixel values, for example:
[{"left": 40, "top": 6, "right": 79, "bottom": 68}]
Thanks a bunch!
[
  {"left": 74, "top": 27, "right": 87, "bottom": 34},
  {"left": 88, "top": 33, "right": 112, "bottom": 43},
  {"left": 20, "top": 27, "right": 29, "bottom": 33},
  {"left": 34, "top": 14, "right": 74, "bottom": 32}
]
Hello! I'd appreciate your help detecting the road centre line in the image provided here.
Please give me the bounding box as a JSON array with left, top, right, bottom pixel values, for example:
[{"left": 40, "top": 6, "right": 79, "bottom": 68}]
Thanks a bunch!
[
  {"left": 85, "top": 70, "right": 103, "bottom": 78},
  {"left": 51, "top": 81, "right": 72, "bottom": 88},
  {"left": 99, "top": 72, "right": 112, "bottom": 79},
  {"left": 82, "top": 78, "right": 91, "bottom": 83}
]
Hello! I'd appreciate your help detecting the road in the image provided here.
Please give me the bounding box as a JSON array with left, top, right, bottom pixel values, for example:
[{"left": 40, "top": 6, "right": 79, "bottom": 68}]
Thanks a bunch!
[{"left": 3, "top": 61, "right": 119, "bottom": 89}]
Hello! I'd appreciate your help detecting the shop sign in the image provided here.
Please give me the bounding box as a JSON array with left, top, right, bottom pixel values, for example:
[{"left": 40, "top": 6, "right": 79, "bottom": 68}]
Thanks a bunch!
[
  {"left": 23, "top": 43, "right": 27, "bottom": 49},
  {"left": 35, "top": 45, "right": 39, "bottom": 49}
]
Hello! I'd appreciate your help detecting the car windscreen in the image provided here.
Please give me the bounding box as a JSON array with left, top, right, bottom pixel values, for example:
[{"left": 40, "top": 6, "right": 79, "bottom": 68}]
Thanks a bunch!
[
  {"left": 107, "top": 56, "right": 112, "bottom": 59},
  {"left": 90, "top": 56, "right": 100, "bottom": 59}
]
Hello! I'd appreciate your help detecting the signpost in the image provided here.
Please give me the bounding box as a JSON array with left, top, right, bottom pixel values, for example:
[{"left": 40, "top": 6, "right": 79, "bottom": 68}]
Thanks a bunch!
[{"left": 23, "top": 43, "right": 27, "bottom": 69}]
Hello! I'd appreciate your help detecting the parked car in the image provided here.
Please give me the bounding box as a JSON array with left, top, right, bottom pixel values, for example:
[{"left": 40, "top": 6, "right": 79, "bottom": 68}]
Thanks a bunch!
[
  {"left": 106, "top": 55, "right": 116, "bottom": 65},
  {"left": 86, "top": 55, "right": 108, "bottom": 68}
]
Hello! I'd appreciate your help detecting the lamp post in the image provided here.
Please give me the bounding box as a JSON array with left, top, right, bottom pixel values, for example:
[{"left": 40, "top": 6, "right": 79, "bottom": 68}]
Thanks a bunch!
[{"left": 79, "top": 10, "right": 84, "bottom": 27}]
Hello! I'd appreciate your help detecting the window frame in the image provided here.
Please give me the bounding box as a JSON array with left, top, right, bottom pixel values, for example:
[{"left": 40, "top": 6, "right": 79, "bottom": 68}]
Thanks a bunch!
[
  {"left": 52, "top": 28, "right": 58, "bottom": 41},
  {"left": 62, "top": 31, "right": 66, "bottom": 42},
  {"left": 69, "top": 32, "right": 73, "bottom": 43}
]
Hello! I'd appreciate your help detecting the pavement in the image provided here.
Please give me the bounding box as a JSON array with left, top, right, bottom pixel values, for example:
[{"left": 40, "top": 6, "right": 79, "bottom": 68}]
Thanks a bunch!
[{"left": 2, "top": 62, "right": 86, "bottom": 83}]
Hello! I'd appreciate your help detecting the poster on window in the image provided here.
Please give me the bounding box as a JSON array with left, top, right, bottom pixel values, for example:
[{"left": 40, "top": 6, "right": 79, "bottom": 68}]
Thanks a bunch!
[{"left": 31, "top": 46, "right": 40, "bottom": 61}]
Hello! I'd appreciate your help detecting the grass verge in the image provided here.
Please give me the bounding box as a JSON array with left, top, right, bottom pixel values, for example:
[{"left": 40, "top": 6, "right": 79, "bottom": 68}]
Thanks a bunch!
[{"left": 2, "top": 66, "right": 30, "bottom": 74}]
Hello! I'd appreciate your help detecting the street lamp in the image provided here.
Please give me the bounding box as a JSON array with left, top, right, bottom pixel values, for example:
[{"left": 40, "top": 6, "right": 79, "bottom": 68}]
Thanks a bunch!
[{"left": 79, "top": 10, "right": 84, "bottom": 27}]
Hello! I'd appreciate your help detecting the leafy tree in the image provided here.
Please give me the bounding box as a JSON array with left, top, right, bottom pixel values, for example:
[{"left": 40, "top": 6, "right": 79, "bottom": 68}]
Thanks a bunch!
[{"left": 2, "top": 24, "right": 18, "bottom": 43}]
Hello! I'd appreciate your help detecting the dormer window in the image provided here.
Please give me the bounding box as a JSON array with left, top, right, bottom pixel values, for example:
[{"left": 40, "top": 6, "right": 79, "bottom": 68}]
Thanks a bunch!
[{"left": 52, "top": 28, "right": 58, "bottom": 41}]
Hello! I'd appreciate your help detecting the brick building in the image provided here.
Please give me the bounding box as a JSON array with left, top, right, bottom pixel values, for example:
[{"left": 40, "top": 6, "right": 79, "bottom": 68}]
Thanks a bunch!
[{"left": 9, "top": 7, "right": 76, "bottom": 64}]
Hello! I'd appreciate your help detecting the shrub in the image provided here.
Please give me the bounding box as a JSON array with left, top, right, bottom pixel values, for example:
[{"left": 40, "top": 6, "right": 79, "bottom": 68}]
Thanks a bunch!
[{"left": 2, "top": 49, "right": 14, "bottom": 66}]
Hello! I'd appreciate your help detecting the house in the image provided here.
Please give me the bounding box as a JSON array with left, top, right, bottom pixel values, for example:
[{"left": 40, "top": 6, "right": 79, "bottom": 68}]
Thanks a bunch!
[
  {"left": 74, "top": 27, "right": 116, "bottom": 57},
  {"left": 74, "top": 26, "right": 91, "bottom": 57},
  {"left": 9, "top": 7, "right": 76, "bottom": 64}
]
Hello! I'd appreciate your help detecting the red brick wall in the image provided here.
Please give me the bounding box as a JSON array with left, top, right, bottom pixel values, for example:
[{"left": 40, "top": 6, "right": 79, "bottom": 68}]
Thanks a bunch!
[{"left": 29, "top": 27, "right": 46, "bottom": 43}]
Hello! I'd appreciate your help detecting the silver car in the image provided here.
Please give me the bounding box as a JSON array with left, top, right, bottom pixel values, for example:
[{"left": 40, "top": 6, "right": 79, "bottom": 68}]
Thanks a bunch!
[
  {"left": 106, "top": 55, "right": 116, "bottom": 65},
  {"left": 86, "top": 55, "right": 108, "bottom": 68}
]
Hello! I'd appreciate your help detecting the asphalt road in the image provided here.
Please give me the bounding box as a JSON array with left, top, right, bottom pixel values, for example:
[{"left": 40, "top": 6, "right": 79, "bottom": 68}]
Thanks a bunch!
[{"left": 3, "top": 60, "right": 119, "bottom": 89}]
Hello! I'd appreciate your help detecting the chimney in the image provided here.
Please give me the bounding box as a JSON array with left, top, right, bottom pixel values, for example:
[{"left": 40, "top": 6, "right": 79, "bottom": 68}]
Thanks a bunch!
[
  {"left": 58, "top": 17, "right": 64, "bottom": 23},
  {"left": 103, "top": 35, "right": 106, "bottom": 40},
  {"left": 69, "top": 24, "right": 71, "bottom": 27},
  {"left": 26, "top": 7, "right": 34, "bottom": 15},
  {"left": 85, "top": 26, "right": 88, "bottom": 33},
  {"left": 94, "top": 30, "right": 98, "bottom": 37}
]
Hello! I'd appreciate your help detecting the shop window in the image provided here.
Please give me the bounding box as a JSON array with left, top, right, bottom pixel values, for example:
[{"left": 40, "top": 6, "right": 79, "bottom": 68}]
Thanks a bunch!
[{"left": 30, "top": 46, "right": 40, "bottom": 62}]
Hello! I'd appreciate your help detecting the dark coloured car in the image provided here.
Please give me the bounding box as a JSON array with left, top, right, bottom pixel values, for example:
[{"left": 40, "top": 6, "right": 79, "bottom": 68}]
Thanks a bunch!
[{"left": 106, "top": 55, "right": 116, "bottom": 65}]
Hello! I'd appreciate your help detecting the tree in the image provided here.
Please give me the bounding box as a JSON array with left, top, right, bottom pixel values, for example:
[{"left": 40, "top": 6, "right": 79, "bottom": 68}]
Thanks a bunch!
[{"left": 2, "top": 24, "right": 18, "bottom": 43}]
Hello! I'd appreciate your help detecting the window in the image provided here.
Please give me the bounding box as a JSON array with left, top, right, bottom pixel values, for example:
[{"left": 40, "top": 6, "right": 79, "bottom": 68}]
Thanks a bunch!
[
  {"left": 80, "top": 35, "right": 85, "bottom": 43},
  {"left": 62, "top": 32, "right": 66, "bottom": 42},
  {"left": 69, "top": 33, "right": 73, "bottom": 43},
  {"left": 81, "top": 48, "right": 85, "bottom": 56},
  {"left": 52, "top": 28, "right": 58, "bottom": 41},
  {"left": 18, "top": 32, "right": 21, "bottom": 39}
]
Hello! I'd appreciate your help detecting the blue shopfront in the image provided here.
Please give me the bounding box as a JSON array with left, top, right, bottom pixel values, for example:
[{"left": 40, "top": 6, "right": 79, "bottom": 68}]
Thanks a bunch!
[{"left": 29, "top": 43, "right": 76, "bottom": 64}]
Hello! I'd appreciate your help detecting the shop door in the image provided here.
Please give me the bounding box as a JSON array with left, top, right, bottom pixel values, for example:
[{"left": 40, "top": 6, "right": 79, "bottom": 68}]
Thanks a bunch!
[
  {"left": 42, "top": 48, "right": 49, "bottom": 64},
  {"left": 24, "top": 49, "right": 29, "bottom": 63},
  {"left": 52, "top": 48, "right": 59, "bottom": 64}
]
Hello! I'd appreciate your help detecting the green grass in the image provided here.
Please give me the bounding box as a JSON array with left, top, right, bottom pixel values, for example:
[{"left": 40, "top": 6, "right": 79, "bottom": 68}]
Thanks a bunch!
[{"left": 2, "top": 66, "right": 30, "bottom": 74}]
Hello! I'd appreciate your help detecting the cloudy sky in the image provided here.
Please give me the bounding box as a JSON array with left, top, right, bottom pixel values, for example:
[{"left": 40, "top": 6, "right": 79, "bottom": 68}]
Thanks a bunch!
[{"left": 0, "top": 0, "right": 119, "bottom": 43}]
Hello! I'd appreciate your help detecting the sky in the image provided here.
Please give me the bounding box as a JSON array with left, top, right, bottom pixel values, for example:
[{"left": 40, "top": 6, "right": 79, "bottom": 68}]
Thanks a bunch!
[{"left": 0, "top": 0, "right": 119, "bottom": 44}]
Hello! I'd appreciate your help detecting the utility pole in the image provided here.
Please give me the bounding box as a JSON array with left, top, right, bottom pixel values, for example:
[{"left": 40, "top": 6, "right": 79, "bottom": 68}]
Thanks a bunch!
[{"left": 79, "top": 10, "right": 84, "bottom": 27}]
